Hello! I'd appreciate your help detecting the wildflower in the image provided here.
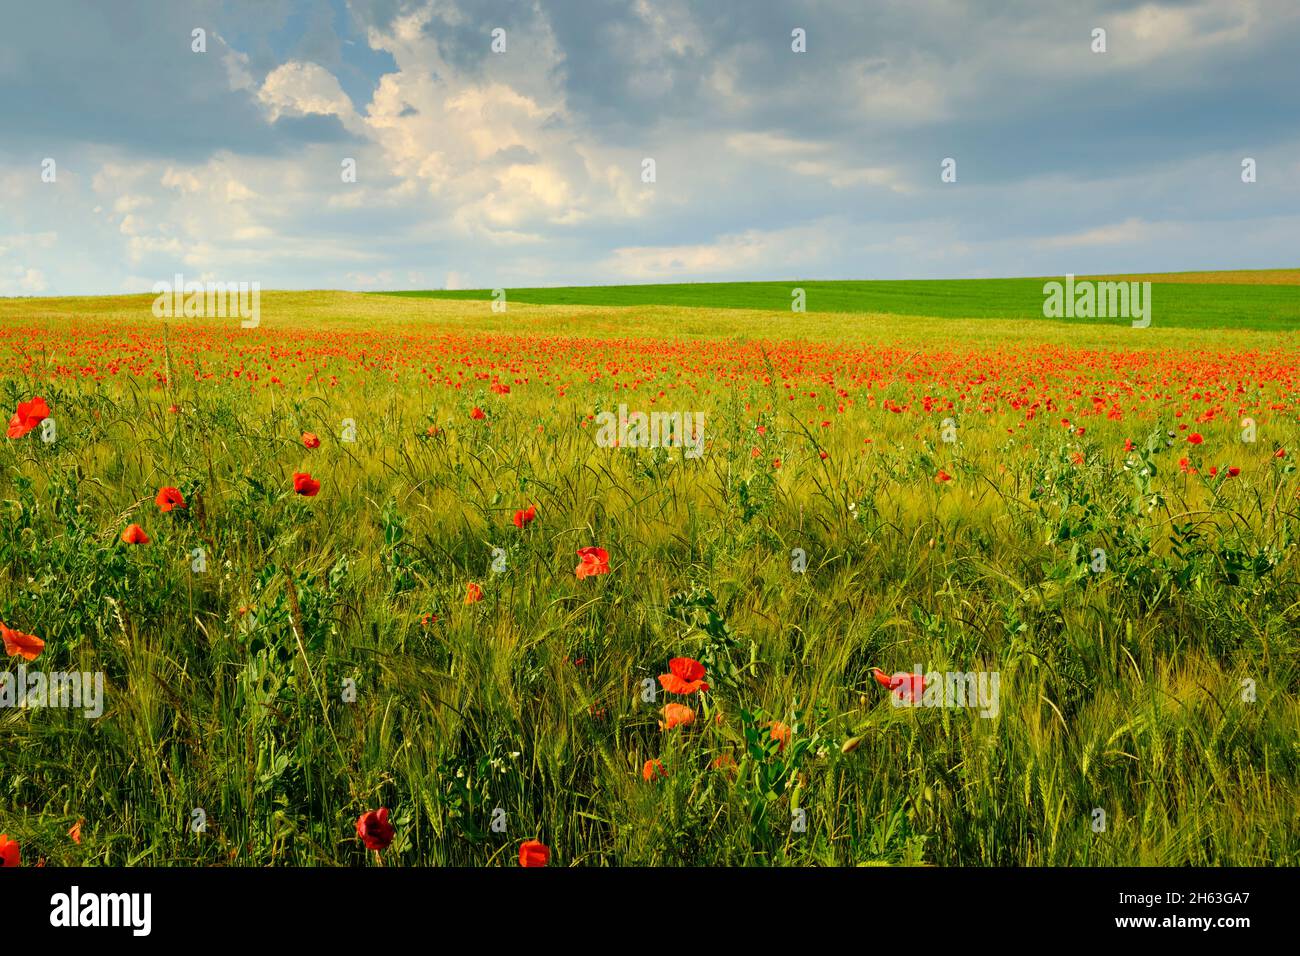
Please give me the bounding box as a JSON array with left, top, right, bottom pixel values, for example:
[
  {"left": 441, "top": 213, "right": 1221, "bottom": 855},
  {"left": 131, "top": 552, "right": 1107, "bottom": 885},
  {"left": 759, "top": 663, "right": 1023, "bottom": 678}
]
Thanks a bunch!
[
  {"left": 465, "top": 582, "right": 484, "bottom": 604},
  {"left": 658, "top": 657, "right": 709, "bottom": 695},
  {"left": 872, "top": 667, "right": 926, "bottom": 704},
  {"left": 355, "top": 808, "right": 394, "bottom": 851},
  {"left": 659, "top": 703, "right": 696, "bottom": 730},
  {"left": 6, "top": 397, "right": 49, "bottom": 439},
  {"left": 301, "top": 431, "right": 321, "bottom": 448},
  {"left": 293, "top": 472, "right": 321, "bottom": 496},
  {"left": 121, "top": 524, "right": 150, "bottom": 545},
  {"left": 513, "top": 505, "right": 537, "bottom": 528},
  {"left": 1, "top": 623, "right": 44, "bottom": 661},
  {"left": 642, "top": 760, "right": 666, "bottom": 782},
  {"left": 155, "top": 486, "right": 185, "bottom": 512},
  {"left": 575, "top": 546, "right": 610, "bottom": 579},
  {"left": 519, "top": 840, "right": 550, "bottom": 867}
]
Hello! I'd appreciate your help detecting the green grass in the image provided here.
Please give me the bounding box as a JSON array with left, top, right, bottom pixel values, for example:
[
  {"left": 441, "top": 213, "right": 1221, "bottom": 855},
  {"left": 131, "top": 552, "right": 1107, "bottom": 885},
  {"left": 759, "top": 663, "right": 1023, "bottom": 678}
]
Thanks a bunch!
[{"left": 376, "top": 272, "right": 1300, "bottom": 331}]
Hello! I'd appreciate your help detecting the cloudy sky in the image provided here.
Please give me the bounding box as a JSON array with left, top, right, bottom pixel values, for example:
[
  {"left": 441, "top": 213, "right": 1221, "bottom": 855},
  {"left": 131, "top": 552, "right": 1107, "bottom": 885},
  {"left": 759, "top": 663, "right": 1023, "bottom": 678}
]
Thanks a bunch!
[{"left": 1, "top": 0, "right": 1298, "bottom": 295}]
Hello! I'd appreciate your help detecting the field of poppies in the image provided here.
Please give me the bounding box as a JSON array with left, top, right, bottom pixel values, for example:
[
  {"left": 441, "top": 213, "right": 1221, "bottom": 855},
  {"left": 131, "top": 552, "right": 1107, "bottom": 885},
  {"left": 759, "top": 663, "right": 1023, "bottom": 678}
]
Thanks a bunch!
[{"left": 1, "top": 283, "right": 1298, "bottom": 867}]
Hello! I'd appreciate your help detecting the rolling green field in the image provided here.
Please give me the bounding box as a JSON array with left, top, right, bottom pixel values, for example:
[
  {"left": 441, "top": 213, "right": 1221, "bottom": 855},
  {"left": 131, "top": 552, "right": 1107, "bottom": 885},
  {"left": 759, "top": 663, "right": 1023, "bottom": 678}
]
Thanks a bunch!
[
  {"left": 1, "top": 277, "right": 1298, "bottom": 867},
  {"left": 378, "top": 270, "right": 1300, "bottom": 331}
]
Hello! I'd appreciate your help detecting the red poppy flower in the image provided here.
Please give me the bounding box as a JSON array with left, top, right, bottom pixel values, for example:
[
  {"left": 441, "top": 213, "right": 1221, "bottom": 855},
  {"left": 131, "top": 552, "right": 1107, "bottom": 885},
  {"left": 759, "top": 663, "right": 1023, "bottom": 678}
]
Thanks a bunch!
[
  {"left": 575, "top": 546, "right": 610, "bottom": 579},
  {"left": 1187, "top": 433, "right": 1204, "bottom": 445},
  {"left": 659, "top": 702, "right": 696, "bottom": 730},
  {"left": 355, "top": 808, "right": 394, "bottom": 851},
  {"left": 518, "top": 839, "right": 550, "bottom": 867},
  {"left": 642, "top": 759, "right": 666, "bottom": 782},
  {"left": 769, "top": 721, "right": 792, "bottom": 751},
  {"left": 0, "top": 834, "right": 19, "bottom": 867},
  {"left": 301, "top": 431, "right": 321, "bottom": 449},
  {"left": 872, "top": 667, "right": 925, "bottom": 703},
  {"left": 470, "top": 406, "right": 486, "bottom": 420},
  {"left": 1, "top": 623, "right": 44, "bottom": 661},
  {"left": 1275, "top": 448, "right": 1286, "bottom": 458},
  {"left": 68, "top": 820, "right": 83, "bottom": 845},
  {"left": 1227, "top": 466, "right": 1241, "bottom": 477},
  {"left": 465, "top": 582, "right": 484, "bottom": 604},
  {"left": 293, "top": 472, "right": 321, "bottom": 496},
  {"left": 121, "top": 524, "right": 150, "bottom": 545},
  {"left": 6, "top": 396, "right": 49, "bottom": 439},
  {"left": 513, "top": 505, "right": 537, "bottom": 528},
  {"left": 658, "top": 657, "right": 709, "bottom": 695},
  {"left": 155, "top": 486, "right": 185, "bottom": 512},
  {"left": 935, "top": 470, "right": 952, "bottom": 483}
]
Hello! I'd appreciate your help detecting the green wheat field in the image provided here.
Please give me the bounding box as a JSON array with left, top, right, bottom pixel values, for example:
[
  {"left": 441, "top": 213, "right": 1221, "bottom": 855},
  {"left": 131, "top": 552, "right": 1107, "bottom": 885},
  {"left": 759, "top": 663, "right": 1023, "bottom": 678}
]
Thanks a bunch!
[{"left": 1, "top": 272, "right": 1297, "bottom": 866}]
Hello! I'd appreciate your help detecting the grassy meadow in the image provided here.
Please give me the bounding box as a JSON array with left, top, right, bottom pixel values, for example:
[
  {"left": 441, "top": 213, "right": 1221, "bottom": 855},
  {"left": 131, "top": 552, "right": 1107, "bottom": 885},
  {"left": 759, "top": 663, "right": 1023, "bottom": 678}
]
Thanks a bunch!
[
  {"left": 382, "top": 270, "right": 1300, "bottom": 331},
  {"left": 1, "top": 276, "right": 1298, "bottom": 866}
]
